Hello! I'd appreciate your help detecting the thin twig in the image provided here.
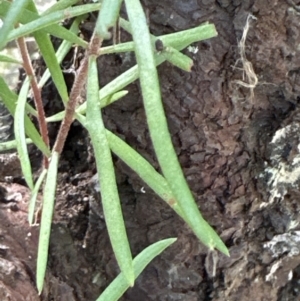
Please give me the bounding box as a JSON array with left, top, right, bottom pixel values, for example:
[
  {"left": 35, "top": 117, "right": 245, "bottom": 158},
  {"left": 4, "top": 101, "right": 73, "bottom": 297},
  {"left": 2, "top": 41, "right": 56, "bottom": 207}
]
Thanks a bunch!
[
  {"left": 17, "top": 34, "right": 50, "bottom": 168},
  {"left": 53, "top": 32, "right": 102, "bottom": 154}
]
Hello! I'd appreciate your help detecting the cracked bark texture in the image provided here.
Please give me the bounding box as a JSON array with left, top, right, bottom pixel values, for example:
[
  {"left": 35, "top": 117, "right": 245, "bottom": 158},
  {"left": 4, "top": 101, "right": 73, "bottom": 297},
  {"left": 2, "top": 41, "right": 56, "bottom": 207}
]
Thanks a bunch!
[{"left": 2, "top": 0, "right": 300, "bottom": 300}]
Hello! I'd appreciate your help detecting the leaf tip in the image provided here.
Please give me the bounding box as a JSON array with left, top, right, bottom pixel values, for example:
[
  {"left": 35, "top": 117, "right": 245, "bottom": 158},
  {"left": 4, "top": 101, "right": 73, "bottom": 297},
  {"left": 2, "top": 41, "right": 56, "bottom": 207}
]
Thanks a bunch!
[
  {"left": 187, "top": 61, "right": 194, "bottom": 72},
  {"left": 216, "top": 243, "right": 230, "bottom": 257}
]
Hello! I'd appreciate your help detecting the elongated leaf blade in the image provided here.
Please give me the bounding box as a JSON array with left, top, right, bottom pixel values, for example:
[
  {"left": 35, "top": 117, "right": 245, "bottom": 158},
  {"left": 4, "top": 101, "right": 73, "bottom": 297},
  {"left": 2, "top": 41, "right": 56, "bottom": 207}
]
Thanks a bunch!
[
  {"left": 86, "top": 55, "right": 134, "bottom": 286},
  {"left": 42, "top": 0, "right": 79, "bottom": 15},
  {"left": 0, "top": 138, "right": 32, "bottom": 152},
  {"left": 38, "top": 15, "right": 86, "bottom": 89},
  {"left": 0, "top": 54, "right": 22, "bottom": 64},
  {"left": 28, "top": 168, "right": 47, "bottom": 225},
  {"left": 21, "top": 1, "right": 68, "bottom": 104},
  {"left": 34, "top": 32, "right": 69, "bottom": 104},
  {"left": 36, "top": 151, "right": 59, "bottom": 294},
  {"left": 0, "top": 1, "right": 87, "bottom": 47},
  {"left": 6, "top": 3, "right": 101, "bottom": 43},
  {"left": 95, "top": 0, "right": 122, "bottom": 39},
  {"left": 125, "top": 0, "right": 228, "bottom": 255},
  {"left": 96, "top": 238, "right": 177, "bottom": 301},
  {"left": 14, "top": 77, "right": 34, "bottom": 189},
  {"left": 0, "top": 0, "right": 29, "bottom": 49},
  {"left": 0, "top": 76, "right": 50, "bottom": 156}
]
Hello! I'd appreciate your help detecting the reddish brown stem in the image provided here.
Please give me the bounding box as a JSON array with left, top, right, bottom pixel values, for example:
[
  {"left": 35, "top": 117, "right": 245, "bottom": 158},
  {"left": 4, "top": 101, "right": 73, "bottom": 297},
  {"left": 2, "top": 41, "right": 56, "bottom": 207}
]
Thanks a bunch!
[
  {"left": 17, "top": 36, "right": 49, "bottom": 168},
  {"left": 53, "top": 57, "right": 88, "bottom": 154},
  {"left": 53, "top": 33, "right": 102, "bottom": 154}
]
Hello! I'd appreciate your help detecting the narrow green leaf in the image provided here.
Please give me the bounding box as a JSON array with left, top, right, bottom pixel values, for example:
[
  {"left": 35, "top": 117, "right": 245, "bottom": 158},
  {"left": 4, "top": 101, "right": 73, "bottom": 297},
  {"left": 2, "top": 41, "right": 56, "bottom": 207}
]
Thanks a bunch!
[
  {"left": 100, "top": 41, "right": 135, "bottom": 55},
  {"left": 0, "top": 1, "right": 87, "bottom": 48},
  {"left": 96, "top": 238, "right": 177, "bottom": 301},
  {"left": 34, "top": 32, "right": 69, "bottom": 104},
  {"left": 76, "top": 90, "right": 128, "bottom": 114},
  {"left": 42, "top": 0, "right": 80, "bottom": 15},
  {"left": 106, "top": 130, "right": 182, "bottom": 213},
  {"left": 100, "top": 20, "right": 217, "bottom": 56},
  {"left": 25, "top": 102, "right": 38, "bottom": 117},
  {"left": 102, "top": 90, "right": 128, "bottom": 107},
  {"left": 0, "top": 54, "right": 22, "bottom": 65},
  {"left": 159, "top": 22, "right": 218, "bottom": 49},
  {"left": 0, "top": 76, "right": 50, "bottom": 156},
  {"left": 46, "top": 90, "right": 128, "bottom": 122},
  {"left": 101, "top": 41, "right": 193, "bottom": 73},
  {"left": 36, "top": 151, "right": 60, "bottom": 294},
  {"left": 0, "top": 0, "right": 29, "bottom": 50},
  {"left": 71, "top": 113, "right": 185, "bottom": 219},
  {"left": 160, "top": 46, "right": 193, "bottom": 72},
  {"left": 50, "top": 22, "right": 217, "bottom": 117},
  {"left": 77, "top": 117, "right": 226, "bottom": 256},
  {"left": 107, "top": 132, "right": 222, "bottom": 235},
  {"left": 119, "top": 18, "right": 194, "bottom": 72},
  {"left": 86, "top": 55, "right": 134, "bottom": 286},
  {"left": 41, "top": 23, "right": 87, "bottom": 50},
  {"left": 97, "top": 21, "right": 218, "bottom": 100},
  {"left": 28, "top": 168, "right": 47, "bottom": 225},
  {"left": 119, "top": 18, "right": 217, "bottom": 51},
  {"left": 0, "top": 138, "right": 32, "bottom": 152},
  {"left": 6, "top": 3, "right": 101, "bottom": 43},
  {"left": 38, "top": 15, "right": 87, "bottom": 89},
  {"left": 76, "top": 115, "right": 226, "bottom": 253},
  {"left": 125, "top": 0, "right": 228, "bottom": 255},
  {"left": 95, "top": 0, "right": 122, "bottom": 39},
  {"left": 77, "top": 63, "right": 141, "bottom": 114},
  {"left": 14, "top": 77, "right": 34, "bottom": 189},
  {"left": 45, "top": 111, "right": 65, "bottom": 123},
  {"left": 24, "top": 1, "right": 84, "bottom": 104}
]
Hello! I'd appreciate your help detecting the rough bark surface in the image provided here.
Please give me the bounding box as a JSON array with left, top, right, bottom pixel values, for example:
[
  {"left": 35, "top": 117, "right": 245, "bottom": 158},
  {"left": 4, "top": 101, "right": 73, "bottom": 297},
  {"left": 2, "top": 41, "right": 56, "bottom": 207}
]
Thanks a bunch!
[{"left": 1, "top": 0, "right": 300, "bottom": 300}]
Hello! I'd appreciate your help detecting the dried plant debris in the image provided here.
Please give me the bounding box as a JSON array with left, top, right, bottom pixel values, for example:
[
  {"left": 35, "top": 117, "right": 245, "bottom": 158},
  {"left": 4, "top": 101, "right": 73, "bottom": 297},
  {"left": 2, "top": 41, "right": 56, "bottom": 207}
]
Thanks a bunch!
[
  {"left": 259, "top": 122, "right": 300, "bottom": 204},
  {"left": 233, "top": 14, "right": 258, "bottom": 101}
]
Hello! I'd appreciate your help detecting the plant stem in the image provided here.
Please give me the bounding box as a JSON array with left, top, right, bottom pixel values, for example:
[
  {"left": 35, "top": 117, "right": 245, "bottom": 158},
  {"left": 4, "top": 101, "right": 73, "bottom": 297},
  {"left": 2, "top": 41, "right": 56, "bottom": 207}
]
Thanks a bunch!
[
  {"left": 17, "top": 33, "right": 49, "bottom": 167},
  {"left": 53, "top": 32, "right": 102, "bottom": 154}
]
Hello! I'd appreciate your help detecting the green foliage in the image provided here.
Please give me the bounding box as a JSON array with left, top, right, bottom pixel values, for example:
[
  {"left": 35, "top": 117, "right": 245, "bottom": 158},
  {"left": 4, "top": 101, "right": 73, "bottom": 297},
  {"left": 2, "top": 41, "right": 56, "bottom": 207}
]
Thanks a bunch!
[
  {"left": 86, "top": 55, "right": 134, "bottom": 286},
  {"left": 14, "top": 77, "right": 34, "bottom": 189},
  {"left": 125, "top": 0, "right": 228, "bottom": 255},
  {"left": 0, "top": 0, "right": 228, "bottom": 300},
  {"left": 96, "top": 238, "right": 177, "bottom": 301},
  {"left": 0, "top": 0, "right": 29, "bottom": 50},
  {"left": 36, "top": 151, "right": 59, "bottom": 293},
  {"left": 0, "top": 77, "right": 50, "bottom": 155}
]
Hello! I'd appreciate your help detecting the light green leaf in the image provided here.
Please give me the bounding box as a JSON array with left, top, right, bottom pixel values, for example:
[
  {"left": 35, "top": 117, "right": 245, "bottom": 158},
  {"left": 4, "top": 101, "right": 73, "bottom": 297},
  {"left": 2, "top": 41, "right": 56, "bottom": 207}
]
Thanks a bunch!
[
  {"left": 160, "top": 46, "right": 193, "bottom": 72},
  {"left": 6, "top": 3, "right": 101, "bottom": 43},
  {"left": 34, "top": 32, "right": 69, "bottom": 104},
  {"left": 96, "top": 238, "right": 177, "bottom": 301},
  {"left": 28, "top": 168, "right": 47, "bottom": 225},
  {"left": 0, "top": 54, "right": 22, "bottom": 65},
  {"left": 86, "top": 55, "right": 134, "bottom": 286},
  {"left": 125, "top": 0, "right": 228, "bottom": 255},
  {"left": 0, "top": 77, "right": 50, "bottom": 156},
  {"left": 0, "top": 0, "right": 30, "bottom": 49},
  {"left": 14, "top": 77, "right": 34, "bottom": 189},
  {"left": 36, "top": 151, "right": 60, "bottom": 294},
  {"left": 38, "top": 15, "right": 86, "bottom": 89},
  {"left": 42, "top": 0, "right": 80, "bottom": 15},
  {"left": 0, "top": 138, "right": 32, "bottom": 152},
  {"left": 95, "top": 0, "right": 122, "bottom": 39},
  {"left": 120, "top": 18, "right": 217, "bottom": 51},
  {"left": 0, "top": 1, "right": 88, "bottom": 48}
]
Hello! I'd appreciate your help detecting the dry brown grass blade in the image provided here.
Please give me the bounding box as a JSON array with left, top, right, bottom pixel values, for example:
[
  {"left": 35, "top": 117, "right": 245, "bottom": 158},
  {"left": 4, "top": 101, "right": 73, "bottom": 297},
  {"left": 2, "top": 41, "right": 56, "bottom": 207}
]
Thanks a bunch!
[{"left": 233, "top": 14, "right": 258, "bottom": 101}]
